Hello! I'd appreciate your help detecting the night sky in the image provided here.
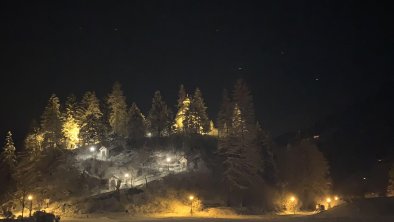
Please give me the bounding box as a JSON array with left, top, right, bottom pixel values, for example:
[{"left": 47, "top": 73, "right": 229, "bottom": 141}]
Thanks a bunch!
[{"left": 0, "top": 1, "right": 392, "bottom": 146}]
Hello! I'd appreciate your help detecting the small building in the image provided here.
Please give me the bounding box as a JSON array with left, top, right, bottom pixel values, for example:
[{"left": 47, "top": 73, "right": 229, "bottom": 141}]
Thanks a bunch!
[
  {"left": 108, "top": 175, "right": 121, "bottom": 191},
  {"left": 179, "top": 156, "right": 187, "bottom": 170},
  {"left": 98, "top": 146, "right": 108, "bottom": 160}
]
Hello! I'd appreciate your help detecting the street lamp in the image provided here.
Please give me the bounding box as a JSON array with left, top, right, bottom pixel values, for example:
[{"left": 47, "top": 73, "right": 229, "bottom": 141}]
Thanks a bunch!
[
  {"left": 289, "top": 196, "right": 296, "bottom": 215},
  {"left": 90, "top": 146, "right": 96, "bottom": 159},
  {"left": 89, "top": 146, "right": 95, "bottom": 152},
  {"left": 334, "top": 196, "right": 339, "bottom": 201},
  {"left": 326, "top": 197, "right": 332, "bottom": 209},
  {"left": 27, "top": 195, "right": 33, "bottom": 217},
  {"left": 125, "top": 173, "right": 130, "bottom": 188},
  {"left": 189, "top": 195, "right": 194, "bottom": 216},
  {"left": 166, "top": 157, "right": 171, "bottom": 171}
]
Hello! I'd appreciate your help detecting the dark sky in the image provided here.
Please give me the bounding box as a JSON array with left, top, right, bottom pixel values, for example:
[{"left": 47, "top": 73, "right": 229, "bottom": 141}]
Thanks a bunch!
[{"left": 0, "top": 1, "right": 392, "bottom": 146}]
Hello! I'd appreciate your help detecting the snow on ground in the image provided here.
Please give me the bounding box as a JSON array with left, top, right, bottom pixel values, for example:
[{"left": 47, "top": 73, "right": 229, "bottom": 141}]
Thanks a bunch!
[{"left": 61, "top": 198, "right": 394, "bottom": 222}]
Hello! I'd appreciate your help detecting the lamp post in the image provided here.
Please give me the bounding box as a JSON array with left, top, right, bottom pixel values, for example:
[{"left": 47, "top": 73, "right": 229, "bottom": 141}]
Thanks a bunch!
[
  {"left": 289, "top": 196, "right": 296, "bottom": 215},
  {"left": 124, "top": 173, "right": 130, "bottom": 188},
  {"left": 326, "top": 197, "right": 332, "bottom": 209},
  {"left": 89, "top": 146, "right": 96, "bottom": 159},
  {"left": 27, "top": 195, "right": 33, "bottom": 217},
  {"left": 45, "top": 198, "right": 50, "bottom": 208},
  {"left": 189, "top": 195, "right": 194, "bottom": 216},
  {"left": 166, "top": 157, "right": 171, "bottom": 171}
]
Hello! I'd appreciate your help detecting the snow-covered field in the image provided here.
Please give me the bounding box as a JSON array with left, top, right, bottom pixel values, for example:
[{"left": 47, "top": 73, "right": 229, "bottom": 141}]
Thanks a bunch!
[
  {"left": 61, "top": 214, "right": 394, "bottom": 222},
  {"left": 62, "top": 197, "right": 394, "bottom": 222}
]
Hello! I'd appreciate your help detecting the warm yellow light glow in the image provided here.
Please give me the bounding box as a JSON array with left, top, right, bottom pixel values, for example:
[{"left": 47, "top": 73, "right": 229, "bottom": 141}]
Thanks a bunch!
[
  {"left": 89, "top": 146, "right": 95, "bottom": 152},
  {"left": 125, "top": 173, "right": 129, "bottom": 178},
  {"left": 62, "top": 115, "right": 80, "bottom": 149},
  {"left": 166, "top": 157, "right": 171, "bottom": 162},
  {"left": 290, "top": 196, "right": 296, "bottom": 202},
  {"left": 189, "top": 195, "right": 194, "bottom": 200},
  {"left": 326, "top": 197, "right": 331, "bottom": 203},
  {"left": 27, "top": 195, "right": 33, "bottom": 201},
  {"left": 174, "top": 97, "right": 191, "bottom": 131},
  {"left": 334, "top": 196, "right": 339, "bottom": 201}
]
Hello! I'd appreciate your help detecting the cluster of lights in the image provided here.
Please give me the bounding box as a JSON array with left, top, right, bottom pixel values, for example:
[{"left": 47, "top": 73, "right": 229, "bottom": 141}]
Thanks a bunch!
[{"left": 326, "top": 195, "right": 339, "bottom": 203}]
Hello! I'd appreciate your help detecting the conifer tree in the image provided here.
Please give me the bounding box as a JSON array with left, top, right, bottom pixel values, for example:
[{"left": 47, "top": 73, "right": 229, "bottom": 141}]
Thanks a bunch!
[
  {"left": 183, "top": 88, "right": 210, "bottom": 134},
  {"left": 218, "top": 80, "right": 264, "bottom": 206},
  {"left": 61, "top": 94, "right": 80, "bottom": 149},
  {"left": 128, "top": 102, "right": 146, "bottom": 140},
  {"left": 40, "top": 94, "right": 62, "bottom": 149},
  {"left": 177, "top": 84, "right": 186, "bottom": 108},
  {"left": 78, "top": 91, "right": 104, "bottom": 146},
  {"left": 64, "top": 94, "right": 78, "bottom": 118},
  {"left": 256, "top": 122, "right": 277, "bottom": 184},
  {"left": 219, "top": 105, "right": 257, "bottom": 206},
  {"left": 77, "top": 91, "right": 102, "bottom": 121},
  {"left": 217, "top": 89, "right": 233, "bottom": 137},
  {"left": 147, "top": 91, "right": 172, "bottom": 137},
  {"left": 232, "top": 80, "right": 261, "bottom": 172},
  {"left": 25, "top": 120, "right": 44, "bottom": 157},
  {"left": 107, "top": 82, "right": 128, "bottom": 137},
  {"left": 62, "top": 114, "right": 80, "bottom": 149},
  {"left": 232, "top": 79, "right": 256, "bottom": 129},
  {"left": 1, "top": 131, "right": 17, "bottom": 170}
]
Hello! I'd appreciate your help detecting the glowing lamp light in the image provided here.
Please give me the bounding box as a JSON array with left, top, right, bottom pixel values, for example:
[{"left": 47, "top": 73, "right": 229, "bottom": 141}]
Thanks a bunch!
[
  {"left": 146, "top": 132, "right": 152, "bottom": 137},
  {"left": 334, "top": 196, "right": 339, "bottom": 201},
  {"left": 166, "top": 157, "right": 171, "bottom": 162},
  {"left": 326, "top": 197, "right": 331, "bottom": 203},
  {"left": 124, "top": 173, "right": 129, "bottom": 178},
  {"left": 28, "top": 195, "right": 33, "bottom": 201},
  {"left": 89, "top": 146, "right": 96, "bottom": 152},
  {"left": 189, "top": 195, "right": 194, "bottom": 200},
  {"left": 290, "top": 196, "right": 296, "bottom": 202}
]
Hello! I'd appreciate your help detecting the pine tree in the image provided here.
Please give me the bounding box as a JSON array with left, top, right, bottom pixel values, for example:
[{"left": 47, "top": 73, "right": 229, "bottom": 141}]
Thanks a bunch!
[
  {"left": 217, "top": 89, "right": 233, "bottom": 138},
  {"left": 1, "top": 131, "right": 17, "bottom": 169},
  {"left": 147, "top": 91, "right": 172, "bottom": 137},
  {"left": 219, "top": 105, "right": 257, "bottom": 206},
  {"left": 232, "top": 80, "right": 261, "bottom": 173},
  {"left": 24, "top": 120, "right": 44, "bottom": 157},
  {"left": 107, "top": 82, "right": 128, "bottom": 138},
  {"left": 40, "top": 94, "right": 62, "bottom": 149},
  {"left": 61, "top": 94, "right": 80, "bottom": 149},
  {"left": 78, "top": 91, "right": 104, "bottom": 146},
  {"left": 232, "top": 79, "right": 256, "bottom": 129},
  {"left": 177, "top": 84, "right": 186, "bottom": 108},
  {"left": 64, "top": 94, "right": 78, "bottom": 118},
  {"left": 77, "top": 91, "right": 103, "bottom": 121},
  {"left": 183, "top": 88, "right": 210, "bottom": 134},
  {"left": 79, "top": 115, "right": 104, "bottom": 145},
  {"left": 128, "top": 102, "right": 146, "bottom": 140},
  {"left": 62, "top": 114, "right": 80, "bottom": 149},
  {"left": 256, "top": 122, "right": 277, "bottom": 184},
  {"left": 218, "top": 80, "right": 264, "bottom": 206}
]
